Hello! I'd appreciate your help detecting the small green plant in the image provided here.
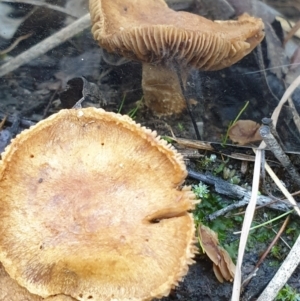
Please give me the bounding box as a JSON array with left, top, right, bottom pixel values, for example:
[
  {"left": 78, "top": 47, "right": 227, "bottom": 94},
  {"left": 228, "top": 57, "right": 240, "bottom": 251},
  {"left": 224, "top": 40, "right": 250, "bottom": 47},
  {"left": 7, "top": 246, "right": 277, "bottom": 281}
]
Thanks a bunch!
[
  {"left": 221, "top": 101, "right": 249, "bottom": 146},
  {"left": 192, "top": 182, "right": 238, "bottom": 236},
  {"left": 213, "top": 159, "right": 228, "bottom": 174},
  {"left": 161, "top": 136, "right": 174, "bottom": 143},
  {"left": 127, "top": 105, "right": 139, "bottom": 119},
  {"left": 177, "top": 122, "right": 184, "bottom": 132},
  {"left": 276, "top": 284, "right": 300, "bottom": 301},
  {"left": 117, "top": 94, "right": 141, "bottom": 119},
  {"left": 192, "top": 182, "right": 240, "bottom": 261},
  {"left": 271, "top": 245, "right": 283, "bottom": 260},
  {"left": 192, "top": 182, "right": 210, "bottom": 200},
  {"left": 117, "top": 93, "right": 127, "bottom": 113},
  {"left": 222, "top": 167, "right": 241, "bottom": 184},
  {"left": 198, "top": 154, "right": 217, "bottom": 169}
]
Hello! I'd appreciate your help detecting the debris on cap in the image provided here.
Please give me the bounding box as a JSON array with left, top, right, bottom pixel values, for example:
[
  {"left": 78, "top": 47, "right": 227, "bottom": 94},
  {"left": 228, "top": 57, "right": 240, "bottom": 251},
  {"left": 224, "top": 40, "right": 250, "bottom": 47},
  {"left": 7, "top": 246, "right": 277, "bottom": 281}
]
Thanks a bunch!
[{"left": 0, "top": 107, "right": 197, "bottom": 301}]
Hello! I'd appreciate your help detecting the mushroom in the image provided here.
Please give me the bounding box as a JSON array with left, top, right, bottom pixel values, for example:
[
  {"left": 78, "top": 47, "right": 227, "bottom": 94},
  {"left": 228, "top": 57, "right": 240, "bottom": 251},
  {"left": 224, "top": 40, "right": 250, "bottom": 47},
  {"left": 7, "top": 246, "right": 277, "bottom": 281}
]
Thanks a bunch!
[
  {"left": 228, "top": 119, "right": 262, "bottom": 145},
  {"left": 0, "top": 263, "right": 76, "bottom": 301},
  {"left": 89, "top": 0, "right": 265, "bottom": 115},
  {"left": 0, "top": 107, "right": 197, "bottom": 301}
]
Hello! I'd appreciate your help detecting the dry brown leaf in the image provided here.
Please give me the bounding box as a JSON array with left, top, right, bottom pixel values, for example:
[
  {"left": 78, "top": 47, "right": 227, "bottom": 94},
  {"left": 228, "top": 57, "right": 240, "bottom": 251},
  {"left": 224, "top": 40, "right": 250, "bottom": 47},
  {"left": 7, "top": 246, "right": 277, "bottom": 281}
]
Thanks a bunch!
[
  {"left": 198, "top": 224, "right": 236, "bottom": 282},
  {"left": 228, "top": 120, "right": 262, "bottom": 145}
]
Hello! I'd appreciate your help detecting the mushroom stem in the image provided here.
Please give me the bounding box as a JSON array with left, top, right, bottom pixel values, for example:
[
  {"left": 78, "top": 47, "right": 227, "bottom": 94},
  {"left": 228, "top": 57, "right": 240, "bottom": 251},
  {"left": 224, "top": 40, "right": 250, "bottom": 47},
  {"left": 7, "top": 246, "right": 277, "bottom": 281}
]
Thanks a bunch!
[{"left": 142, "top": 63, "right": 187, "bottom": 116}]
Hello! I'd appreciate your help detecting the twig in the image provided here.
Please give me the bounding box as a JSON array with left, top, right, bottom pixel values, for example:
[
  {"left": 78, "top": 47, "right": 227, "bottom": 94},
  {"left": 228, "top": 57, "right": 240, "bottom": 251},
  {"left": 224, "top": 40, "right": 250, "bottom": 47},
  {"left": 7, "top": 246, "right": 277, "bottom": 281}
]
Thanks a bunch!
[
  {"left": 264, "top": 160, "right": 300, "bottom": 216},
  {"left": 283, "top": 19, "right": 300, "bottom": 44},
  {"left": 0, "top": 0, "right": 78, "bottom": 17},
  {"left": 0, "top": 33, "right": 33, "bottom": 55},
  {"left": 287, "top": 96, "right": 300, "bottom": 135},
  {"left": 270, "top": 74, "right": 300, "bottom": 129},
  {"left": 0, "top": 116, "right": 7, "bottom": 130},
  {"left": 231, "top": 149, "right": 262, "bottom": 301},
  {"left": 242, "top": 216, "right": 290, "bottom": 289},
  {"left": 0, "top": 13, "right": 91, "bottom": 77},
  {"left": 187, "top": 169, "right": 291, "bottom": 216},
  {"left": 207, "top": 198, "right": 290, "bottom": 220},
  {"left": 257, "top": 233, "right": 300, "bottom": 301},
  {"left": 260, "top": 123, "right": 300, "bottom": 188}
]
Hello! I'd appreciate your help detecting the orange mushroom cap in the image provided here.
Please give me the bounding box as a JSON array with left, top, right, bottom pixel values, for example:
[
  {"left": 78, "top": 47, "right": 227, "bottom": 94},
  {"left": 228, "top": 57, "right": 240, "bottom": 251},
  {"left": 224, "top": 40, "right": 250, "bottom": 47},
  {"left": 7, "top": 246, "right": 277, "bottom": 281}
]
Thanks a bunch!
[
  {"left": 90, "top": 0, "right": 265, "bottom": 70},
  {"left": 0, "top": 108, "right": 197, "bottom": 301},
  {"left": 0, "top": 263, "right": 76, "bottom": 301}
]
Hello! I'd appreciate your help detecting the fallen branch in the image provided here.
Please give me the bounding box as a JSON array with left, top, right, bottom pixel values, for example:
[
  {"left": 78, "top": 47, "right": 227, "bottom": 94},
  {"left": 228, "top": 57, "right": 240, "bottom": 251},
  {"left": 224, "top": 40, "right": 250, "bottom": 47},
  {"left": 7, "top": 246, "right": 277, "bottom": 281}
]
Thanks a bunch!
[
  {"left": 260, "top": 123, "right": 300, "bottom": 188},
  {"left": 187, "top": 169, "right": 291, "bottom": 217},
  {"left": 0, "top": 13, "right": 91, "bottom": 77}
]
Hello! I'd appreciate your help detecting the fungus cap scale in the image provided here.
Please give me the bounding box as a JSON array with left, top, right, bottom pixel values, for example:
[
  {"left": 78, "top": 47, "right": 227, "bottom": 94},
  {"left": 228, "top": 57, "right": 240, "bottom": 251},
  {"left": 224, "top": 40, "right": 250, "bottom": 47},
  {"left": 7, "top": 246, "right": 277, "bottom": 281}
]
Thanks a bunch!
[{"left": 0, "top": 108, "right": 197, "bottom": 301}]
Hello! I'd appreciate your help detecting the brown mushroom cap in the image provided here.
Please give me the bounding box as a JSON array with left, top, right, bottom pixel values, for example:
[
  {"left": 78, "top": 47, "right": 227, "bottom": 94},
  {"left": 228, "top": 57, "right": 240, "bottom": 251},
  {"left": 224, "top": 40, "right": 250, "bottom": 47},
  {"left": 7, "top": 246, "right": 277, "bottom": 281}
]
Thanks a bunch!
[
  {"left": 90, "top": 0, "right": 264, "bottom": 70},
  {"left": 0, "top": 108, "right": 196, "bottom": 301},
  {"left": 0, "top": 263, "right": 76, "bottom": 301}
]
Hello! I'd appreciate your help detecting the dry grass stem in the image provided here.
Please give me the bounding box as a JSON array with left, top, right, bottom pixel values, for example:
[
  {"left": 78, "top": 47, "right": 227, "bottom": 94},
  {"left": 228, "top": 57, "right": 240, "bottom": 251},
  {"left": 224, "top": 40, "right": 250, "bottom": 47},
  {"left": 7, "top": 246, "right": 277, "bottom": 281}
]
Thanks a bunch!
[
  {"left": 260, "top": 124, "right": 300, "bottom": 188},
  {"left": 264, "top": 161, "right": 300, "bottom": 216},
  {"left": 270, "top": 74, "right": 300, "bottom": 129},
  {"left": 231, "top": 149, "right": 262, "bottom": 301},
  {"left": 242, "top": 216, "right": 290, "bottom": 288},
  {"left": 0, "top": 33, "right": 32, "bottom": 55}
]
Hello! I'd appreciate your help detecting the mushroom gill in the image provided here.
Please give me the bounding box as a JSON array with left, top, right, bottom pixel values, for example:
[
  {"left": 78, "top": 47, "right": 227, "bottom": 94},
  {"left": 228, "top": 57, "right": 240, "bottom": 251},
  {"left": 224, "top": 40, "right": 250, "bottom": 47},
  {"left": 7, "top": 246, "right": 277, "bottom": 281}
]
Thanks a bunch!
[{"left": 90, "top": 0, "right": 265, "bottom": 115}]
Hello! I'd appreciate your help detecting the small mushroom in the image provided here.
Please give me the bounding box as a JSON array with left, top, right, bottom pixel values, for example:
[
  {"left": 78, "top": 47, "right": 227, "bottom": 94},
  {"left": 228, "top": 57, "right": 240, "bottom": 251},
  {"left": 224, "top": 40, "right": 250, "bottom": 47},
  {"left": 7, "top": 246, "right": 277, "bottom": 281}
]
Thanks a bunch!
[
  {"left": 198, "top": 224, "right": 235, "bottom": 283},
  {"left": 228, "top": 119, "right": 262, "bottom": 145},
  {"left": 0, "top": 108, "right": 197, "bottom": 301},
  {"left": 89, "top": 0, "right": 265, "bottom": 115}
]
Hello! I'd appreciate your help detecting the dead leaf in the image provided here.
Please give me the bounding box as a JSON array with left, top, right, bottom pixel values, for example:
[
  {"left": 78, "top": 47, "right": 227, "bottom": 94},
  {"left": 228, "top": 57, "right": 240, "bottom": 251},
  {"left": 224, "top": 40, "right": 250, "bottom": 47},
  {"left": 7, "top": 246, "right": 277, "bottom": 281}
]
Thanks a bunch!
[
  {"left": 198, "top": 224, "right": 236, "bottom": 282},
  {"left": 228, "top": 120, "right": 262, "bottom": 145}
]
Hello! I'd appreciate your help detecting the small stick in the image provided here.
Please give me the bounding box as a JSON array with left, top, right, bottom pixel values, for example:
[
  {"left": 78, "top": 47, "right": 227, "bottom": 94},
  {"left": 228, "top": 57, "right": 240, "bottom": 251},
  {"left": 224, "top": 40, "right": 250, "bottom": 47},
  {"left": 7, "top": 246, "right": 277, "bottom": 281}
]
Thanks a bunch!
[
  {"left": 0, "top": 13, "right": 91, "bottom": 77},
  {"left": 259, "top": 123, "right": 300, "bottom": 188},
  {"left": 0, "top": 33, "right": 32, "bottom": 55},
  {"left": 257, "top": 233, "right": 300, "bottom": 301},
  {"left": 187, "top": 169, "right": 291, "bottom": 215},
  {"left": 242, "top": 216, "right": 290, "bottom": 289},
  {"left": 207, "top": 198, "right": 290, "bottom": 220}
]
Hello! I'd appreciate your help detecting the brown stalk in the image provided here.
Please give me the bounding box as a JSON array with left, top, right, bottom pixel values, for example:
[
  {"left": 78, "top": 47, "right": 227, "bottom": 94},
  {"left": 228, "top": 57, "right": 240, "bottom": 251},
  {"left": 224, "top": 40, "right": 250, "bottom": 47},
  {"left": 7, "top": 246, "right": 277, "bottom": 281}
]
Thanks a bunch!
[{"left": 242, "top": 216, "right": 290, "bottom": 289}]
